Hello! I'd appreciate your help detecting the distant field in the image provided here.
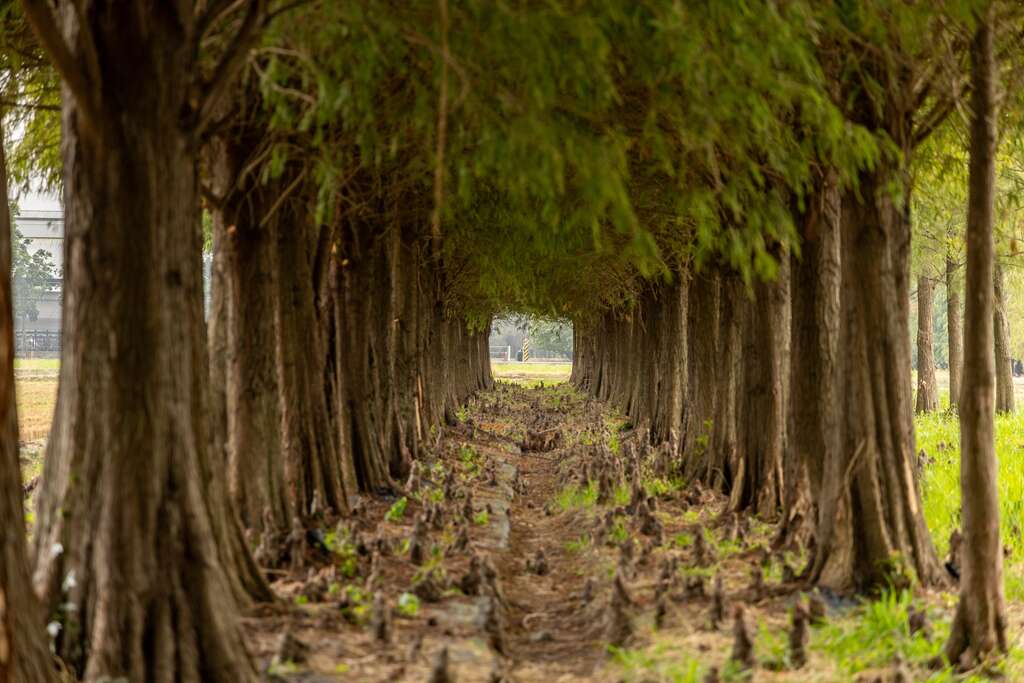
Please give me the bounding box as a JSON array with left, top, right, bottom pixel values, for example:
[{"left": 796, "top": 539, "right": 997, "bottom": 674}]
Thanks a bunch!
[
  {"left": 14, "top": 358, "right": 60, "bottom": 370},
  {"left": 17, "top": 378, "right": 58, "bottom": 442},
  {"left": 491, "top": 361, "right": 572, "bottom": 386}
]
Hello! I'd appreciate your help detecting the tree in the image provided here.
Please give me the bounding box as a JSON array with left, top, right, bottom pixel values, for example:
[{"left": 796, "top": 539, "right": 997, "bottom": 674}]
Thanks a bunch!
[
  {"left": 916, "top": 271, "right": 940, "bottom": 412},
  {"left": 20, "top": 1, "right": 270, "bottom": 678},
  {"left": 948, "top": 255, "right": 964, "bottom": 408},
  {"left": 945, "top": 4, "right": 1007, "bottom": 665},
  {"left": 0, "top": 114, "right": 54, "bottom": 683},
  {"left": 993, "top": 260, "right": 1014, "bottom": 412}
]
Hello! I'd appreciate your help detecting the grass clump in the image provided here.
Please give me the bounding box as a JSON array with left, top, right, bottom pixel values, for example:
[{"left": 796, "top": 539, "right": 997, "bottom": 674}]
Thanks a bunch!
[
  {"left": 384, "top": 496, "right": 408, "bottom": 522},
  {"left": 555, "top": 481, "right": 598, "bottom": 511},
  {"left": 813, "top": 589, "right": 944, "bottom": 676}
]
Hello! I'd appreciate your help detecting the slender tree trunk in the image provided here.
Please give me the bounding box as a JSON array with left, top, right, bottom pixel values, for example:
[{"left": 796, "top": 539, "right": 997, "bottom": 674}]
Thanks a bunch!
[
  {"left": 993, "top": 262, "right": 1013, "bottom": 413},
  {"left": 945, "top": 7, "right": 1007, "bottom": 665},
  {"left": 947, "top": 256, "right": 963, "bottom": 410},
  {"left": 27, "top": 5, "right": 259, "bottom": 679},
  {"left": 916, "top": 274, "right": 939, "bottom": 413},
  {"left": 784, "top": 170, "right": 841, "bottom": 553},
  {"left": 0, "top": 124, "right": 55, "bottom": 683}
]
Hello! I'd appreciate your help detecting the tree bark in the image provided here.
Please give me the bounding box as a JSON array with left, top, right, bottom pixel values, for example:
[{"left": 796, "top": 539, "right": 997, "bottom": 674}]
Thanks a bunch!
[
  {"left": 784, "top": 170, "right": 841, "bottom": 553},
  {"left": 682, "top": 271, "right": 719, "bottom": 476},
  {"left": 277, "top": 219, "right": 351, "bottom": 514},
  {"left": 0, "top": 122, "right": 56, "bottom": 683},
  {"left": 731, "top": 258, "right": 788, "bottom": 518},
  {"left": 705, "top": 272, "right": 743, "bottom": 492},
  {"left": 28, "top": 5, "right": 259, "bottom": 679},
  {"left": 209, "top": 135, "right": 292, "bottom": 532},
  {"left": 945, "top": 7, "right": 1007, "bottom": 666},
  {"left": 810, "top": 169, "right": 944, "bottom": 591},
  {"left": 947, "top": 256, "right": 963, "bottom": 410},
  {"left": 993, "top": 261, "right": 1013, "bottom": 413},
  {"left": 916, "top": 274, "right": 939, "bottom": 413}
]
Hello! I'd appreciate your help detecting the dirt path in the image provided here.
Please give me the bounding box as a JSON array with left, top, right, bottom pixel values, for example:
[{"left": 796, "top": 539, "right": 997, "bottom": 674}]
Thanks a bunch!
[{"left": 243, "top": 382, "right": 942, "bottom": 682}]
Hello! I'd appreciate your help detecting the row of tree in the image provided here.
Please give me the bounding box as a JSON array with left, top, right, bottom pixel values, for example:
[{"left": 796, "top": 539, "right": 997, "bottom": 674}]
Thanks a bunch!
[{"left": 0, "top": 0, "right": 1020, "bottom": 680}]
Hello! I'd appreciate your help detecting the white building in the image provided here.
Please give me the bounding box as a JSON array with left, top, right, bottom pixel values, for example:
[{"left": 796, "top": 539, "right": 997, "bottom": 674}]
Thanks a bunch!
[{"left": 13, "top": 209, "right": 63, "bottom": 333}]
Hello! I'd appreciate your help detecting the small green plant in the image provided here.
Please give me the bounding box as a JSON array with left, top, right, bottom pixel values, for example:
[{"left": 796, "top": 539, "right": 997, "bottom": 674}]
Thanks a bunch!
[
  {"left": 673, "top": 532, "right": 693, "bottom": 549},
  {"left": 456, "top": 405, "right": 469, "bottom": 422},
  {"left": 814, "top": 589, "right": 945, "bottom": 676},
  {"left": 609, "top": 517, "right": 628, "bottom": 544},
  {"left": 385, "top": 496, "right": 409, "bottom": 522},
  {"left": 397, "top": 592, "right": 421, "bottom": 617},
  {"left": 608, "top": 432, "right": 621, "bottom": 455},
  {"left": 459, "top": 445, "right": 482, "bottom": 477},
  {"left": 554, "top": 481, "right": 598, "bottom": 511},
  {"left": 566, "top": 534, "right": 592, "bottom": 552},
  {"left": 473, "top": 510, "right": 490, "bottom": 526},
  {"left": 268, "top": 660, "right": 302, "bottom": 675}
]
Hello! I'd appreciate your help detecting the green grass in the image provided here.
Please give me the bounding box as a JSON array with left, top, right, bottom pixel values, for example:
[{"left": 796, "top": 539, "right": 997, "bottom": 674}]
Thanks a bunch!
[
  {"left": 916, "top": 407, "right": 1024, "bottom": 597},
  {"left": 555, "top": 481, "right": 598, "bottom": 511},
  {"left": 13, "top": 358, "right": 59, "bottom": 370}
]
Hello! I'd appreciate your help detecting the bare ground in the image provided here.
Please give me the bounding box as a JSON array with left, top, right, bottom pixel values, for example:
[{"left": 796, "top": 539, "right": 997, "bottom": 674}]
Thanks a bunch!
[{"left": 239, "top": 381, "right": 1024, "bottom": 683}]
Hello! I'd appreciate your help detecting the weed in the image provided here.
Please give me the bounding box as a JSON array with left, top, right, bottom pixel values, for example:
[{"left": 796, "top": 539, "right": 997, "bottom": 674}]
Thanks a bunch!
[
  {"left": 566, "top": 534, "right": 592, "bottom": 553},
  {"left": 555, "top": 481, "right": 598, "bottom": 511},
  {"left": 385, "top": 496, "right": 408, "bottom": 522},
  {"left": 473, "top": 510, "right": 490, "bottom": 526},
  {"left": 397, "top": 592, "right": 421, "bottom": 618},
  {"left": 459, "top": 445, "right": 482, "bottom": 478}
]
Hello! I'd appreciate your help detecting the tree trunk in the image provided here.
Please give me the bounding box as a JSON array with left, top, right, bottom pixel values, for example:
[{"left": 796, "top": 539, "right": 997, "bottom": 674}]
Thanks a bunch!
[
  {"left": 915, "top": 274, "right": 939, "bottom": 413},
  {"left": 945, "top": 7, "right": 1007, "bottom": 665},
  {"left": 705, "top": 272, "right": 743, "bottom": 492},
  {"left": 210, "top": 137, "right": 292, "bottom": 533},
  {"left": 731, "top": 258, "right": 788, "bottom": 518},
  {"left": 810, "top": 168, "right": 944, "bottom": 591},
  {"left": 783, "top": 170, "right": 841, "bottom": 553},
  {"left": 0, "top": 123, "right": 55, "bottom": 683},
  {"left": 277, "top": 219, "right": 351, "bottom": 515},
  {"left": 947, "top": 256, "right": 963, "bottom": 410},
  {"left": 28, "top": 6, "right": 258, "bottom": 679},
  {"left": 652, "top": 274, "right": 687, "bottom": 448},
  {"left": 993, "top": 261, "right": 1013, "bottom": 413},
  {"left": 682, "top": 271, "right": 719, "bottom": 476}
]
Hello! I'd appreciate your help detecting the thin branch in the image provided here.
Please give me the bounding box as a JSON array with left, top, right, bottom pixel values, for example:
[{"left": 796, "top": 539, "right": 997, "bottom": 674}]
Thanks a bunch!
[
  {"left": 0, "top": 98, "right": 58, "bottom": 111},
  {"left": 260, "top": 166, "right": 306, "bottom": 227},
  {"left": 192, "top": 0, "right": 265, "bottom": 138},
  {"left": 18, "top": 0, "right": 102, "bottom": 136}
]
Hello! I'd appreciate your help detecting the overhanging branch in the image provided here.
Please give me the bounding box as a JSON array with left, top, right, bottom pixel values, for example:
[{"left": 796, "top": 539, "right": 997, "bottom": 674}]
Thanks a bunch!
[{"left": 18, "top": 0, "right": 102, "bottom": 136}]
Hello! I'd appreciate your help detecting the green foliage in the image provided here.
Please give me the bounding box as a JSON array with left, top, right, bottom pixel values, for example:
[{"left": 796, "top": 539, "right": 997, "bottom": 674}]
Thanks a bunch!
[
  {"left": 813, "top": 590, "right": 946, "bottom": 676},
  {"left": 384, "top": 496, "right": 408, "bottom": 522},
  {"left": 554, "top": 481, "right": 598, "bottom": 512},
  {"left": 10, "top": 223, "right": 58, "bottom": 325},
  {"left": 396, "top": 592, "right": 420, "bottom": 618},
  {"left": 917, "top": 408, "right": 1024, "bottom": 599},
  {"left": 566, "top": 534, "right": 591, "bottom": 553}
]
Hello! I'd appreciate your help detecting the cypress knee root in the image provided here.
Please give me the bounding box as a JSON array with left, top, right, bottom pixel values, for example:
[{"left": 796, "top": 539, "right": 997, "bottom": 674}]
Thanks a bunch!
[
  {"left": 789, "top": 600, "right": 809, "bottom": 669},
  {"left": 708, "top": 574, "right": 726, "bottom": 630},
  {"left": 371, "top": 593, "right": 391, "bottom": 644},
  {"left": 730, "top": 605, "right": 755, "bottom": 671},
  {"left": 428, "top": 646, "right": 453, "bottom": 683}
]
